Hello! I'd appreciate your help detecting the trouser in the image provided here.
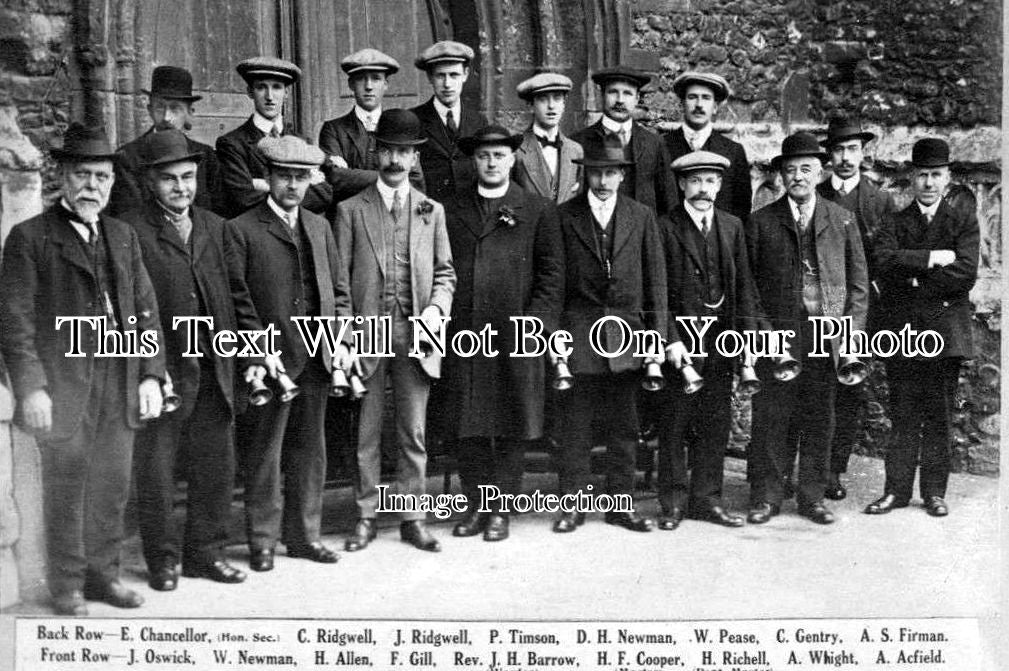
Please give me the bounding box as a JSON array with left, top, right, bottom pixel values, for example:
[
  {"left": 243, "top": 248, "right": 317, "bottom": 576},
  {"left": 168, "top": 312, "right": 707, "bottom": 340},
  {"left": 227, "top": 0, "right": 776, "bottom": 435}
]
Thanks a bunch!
[
  {"left": 134, "top": 362, "right": 234, "bottom": 568},
  {"left": 783, "top": 373, "right": 865, "bottom": 476},
  {"left": 354, "top": 312, "right": 430, "bottom": 520},
  {"left": 884, "top": 357, "right": 959, "bottom": 501},
  {"left": 456, "top": 436, "right": 527, "bottom": 513},
  {"left": 241, "top": 357, "right": 329, "bottom": 549},
  {"left": 40, "top": 357, "right": 132, "bottom": 595},
  {"left": 555, "top": 373, "right": 639, "bottom": 497}
]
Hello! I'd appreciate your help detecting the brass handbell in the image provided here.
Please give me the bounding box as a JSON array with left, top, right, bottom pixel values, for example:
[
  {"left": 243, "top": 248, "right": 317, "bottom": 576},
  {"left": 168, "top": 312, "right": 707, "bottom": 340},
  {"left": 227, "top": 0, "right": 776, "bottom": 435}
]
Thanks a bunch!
[
  {"left": 679, "top": 363, "right": 704, "bottom": 394},
  {"left": 738, "top": 363, "right": 761, "bottom": 397},
  {"left": 249, "top": 377, "right": 274, "bottom": 406},
  {"left": 553, "top": 358, "right": 573, "bottom": 391},
  {"left": 330, "top": 367, "right": 350, "bottom": 398},
  {"left": 773, "top": 351, "right": 801, "bottom": 382},
  {"left": 836, "top": 357, "right": 868, "bottom": 386},
  {"left": 161, "top": 371, "right": 182, "bottom": 413},
  {"left": 641, "top": 361, "right": 666, "bottom": 392},
  {"left": 348, "top": 360, "right": 368, "bottom": 400},
  {"left": 276, "top": 372, "right": 301, "bottom": 402}
]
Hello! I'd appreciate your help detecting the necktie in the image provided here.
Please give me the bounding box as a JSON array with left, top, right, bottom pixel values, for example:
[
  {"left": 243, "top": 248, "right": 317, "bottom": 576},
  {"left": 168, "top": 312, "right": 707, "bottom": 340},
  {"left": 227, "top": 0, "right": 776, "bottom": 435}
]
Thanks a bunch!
[
  {"left": 87, "top": 223, "right": 98, "bottom": 248},
  {"left": 797, "top": 201, "right": 812, "bottom": 231},
  {"left": 701, "top": 215, "right": 710, "bottom": 238},
  {"left": 391, "top": 191, "right": 402, "bottom": 223},
  {"left": 166, "top": 212, "right": 192, "bottom": 245},
  {"left": 836, "top": 183, "right": 847, "bottom": 196},
  {"left": 618, "top": 127, "right": 629, "bottom": 147},
  {"left": 445, "top": 110, "right": 458, "bottom": 138},
  {"left": 536, "top": 134, "right": 560, "bottom": 149},
  {"left": 270, "top": 124, "right": 281, "bottom": 138},
  {"left": 364, "top": 113, "right": 376, "bottom": 132},
  {"left": 686, "top": 131, "right": 699, "bottom": 151}
]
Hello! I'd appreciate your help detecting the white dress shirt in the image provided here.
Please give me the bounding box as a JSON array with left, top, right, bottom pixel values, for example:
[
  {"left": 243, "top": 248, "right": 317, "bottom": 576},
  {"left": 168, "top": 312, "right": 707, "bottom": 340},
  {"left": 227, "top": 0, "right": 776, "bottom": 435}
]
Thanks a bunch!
[
  {"left": 682, "top": 124, "right": 713, "bottom": 151},
  {"left": 683, "top": 200, "right": 712, "bottom": 234},
  {"left": 60, "top": 198, "right": 97, "bottom": 241},
  {"left": 267, "top": 196, "right": 298, "bottom": 229},
  {"left": 433, "top": 97, "right": 462, "bottom": 131},
  {"left": 830, "top": 173, "right": 860, "bottom": 195},
  {"left": 601, "top": 115, "right": 633, "bottom": 144},
  {"left": 587, "top": 190, "right": 616, "bottom": 229},
  {"left": 376, "top": 178, "right": 411, "bottom": 213},
  {"left": 253, "top": 112, "right": 284, "bottom": 137},
  {"left": 354, "top": 105, "right": 381, "bottom": 132},
  {"left": 533, "top": 124, "right": 560, "bottom": 176}
]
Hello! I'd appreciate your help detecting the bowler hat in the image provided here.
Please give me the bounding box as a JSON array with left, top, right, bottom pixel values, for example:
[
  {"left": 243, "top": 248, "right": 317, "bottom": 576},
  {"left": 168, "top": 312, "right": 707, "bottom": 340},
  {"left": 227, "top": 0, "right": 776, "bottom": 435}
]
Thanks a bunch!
[
  {"left": 457, "top": 125, "right": 523, "bottom": 156},
  {"left": 516, "top": 72, "right": 573, "bottom": 101},
  {"left": 51, "top": 123, "right": 118, "bottom": 162},
  {"left": 138, "top": 128, "right": 204, "bottom": 168},
  {"left": 236, "top": 56, "right": 301, "bottom": 86},
  {"left": 591, "top": 66, "right": 651, "bottom": 90},
  {"left": 341, "top": 48, "right": 400, "bottom": 76},
  {"left": 573, "top": 134, "right": 633, "bottom": 168},
  {"left": 671, "top": 150, "right": 730, "bottom": 174},
  {"left": 257, "top": 135, "right": 324, "bottom": 169},
  {"left": 910, "top": 138, "right": 952, "bottom": 167},
  {"left": 414, "top": 41, "right": 474, "bottom": 70},
  {"left": 771, "top": 132, "right": 828, "bottom": 170},
  {"left": 820, "top": 114, "right": 875, "bottom": 148},
  {"left": 373, "top": 109, "right": 427, "bottom": 146},
  {"left": 142, "top": 66, "right": 202, "bottom": 102},
  {"left": 671, "top": 71, "right": 730, "bottom": 102}
]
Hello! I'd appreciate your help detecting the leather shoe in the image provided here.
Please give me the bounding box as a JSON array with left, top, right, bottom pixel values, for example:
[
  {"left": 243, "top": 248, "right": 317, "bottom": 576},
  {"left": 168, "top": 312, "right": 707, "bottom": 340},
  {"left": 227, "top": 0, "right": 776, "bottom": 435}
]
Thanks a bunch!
[
  {"left": 83, "top": 578, "right": 144, "bottom": 608},
  {"left": 345, "top": 519, "right": 378, "bottom": 551},
  {"left": 249, "top": 547, "right": 275, "bottom": 572},
  {"left": 148, "top": 562, "right": 179, "bottom": 591},
  {"left": 863, "top": 494, "right": 909, "bottom": 515},
  {"left": 483, "top": 515, "right": 509, "bottom": 542},
  {"left": 52, "top": 590, "right": 88, "bottom": 616},
  {"left": 747, "top": 502, "right": 780, "bottom": 524},
  {"left": 287, "top": 541, "right": 340, "bottom": 563},
  {"left": 452, "top": 511, "right": 488, "bottom": 538},
  {"left": 824, "top": 473, "right": 847, "bottom": 501},
  {"left": 688, "top": 505, "right": 745, "bottom": 528},
  {"left": 552, "top": 511, "right": 585, "bottom": 533},
  {"left": 182, "top": 559, "right": 246, "bottom": 583},
  {"left": 798, "top": 501, "right": 835, "bottom": 525},
  {"left": 604, "top": 511, "right": 654, "bottom": 532},
  {"left": 400, "top": 521, "right": 441, "bottom": 552},
  {"left": 924, "top": 496, "right": 949, "bottom": 517},
  {"left": 657, "top": 508, "right": 684, "bottom": 531}
]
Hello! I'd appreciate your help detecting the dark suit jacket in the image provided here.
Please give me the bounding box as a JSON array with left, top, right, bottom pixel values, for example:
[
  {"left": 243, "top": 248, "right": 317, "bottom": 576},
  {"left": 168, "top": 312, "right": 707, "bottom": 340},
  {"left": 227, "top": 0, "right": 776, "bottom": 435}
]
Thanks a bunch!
[
  {"left": 662, "top": 205, "right": 769, "bottom": 345},
  {"left": 746, "top": 195, "right": 869, "bottom": 354},
  {"left": 127, "top": 202, "right": 237, "bottom": 417},
  {"left": 216, "top": 116, "right": 333, "bottom": 219},
  {"left": 665, "top": 127, "right": 752, "bottom": 221},
  {"left": 571, "top": 119, "right": 677, "bottom": 216},
  {"left": 409, "top": 98, "right": 488, "bottom": 203},
  {"left": 817, "top": 177, "right": 895, "bottom": 283},
  {"left": 318, "top": 110, "right": 425, "bottom": 203},
  {"left": 223, "top": 201, "right": 348, "bottom": 381},
  {"left": 109, "top": 126, "right": 223, "bottom": 217},
  {"left": 0, "top": 206, "right": 166, "bottom": 440},
  {"left": 443, "top": 183, "right": 564, "bottom": 439},
  {"left": 874, "top": 199, "right": 979, "bottom": 359},
  {"left": 557, "top": 192, "right": 667, "bottom": 375},
  {"left": 512, "top": 128, "right": 583, "bottom": 204}
]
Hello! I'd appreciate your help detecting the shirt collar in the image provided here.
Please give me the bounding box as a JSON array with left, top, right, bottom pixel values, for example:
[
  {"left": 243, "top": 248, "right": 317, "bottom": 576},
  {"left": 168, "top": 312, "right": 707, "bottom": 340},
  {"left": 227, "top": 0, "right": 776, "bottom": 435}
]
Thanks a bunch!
[
  {"left": 432, "top": 97, "right": 461, "bottom": 127},
  {"left": 918, "top": 199, "right": 941, "bottom": 219},
  {"left": 267, "top": 196, "right": 298, "bottom": 227},
  {"left": 156, "top": 200, "right": 190, "bottom": 223},
  {"left": 587, "top": 190, "right": 616, "bottom": 224},
  {"left": 682, "top": 124, "right": 713, "bottom": 149},
  {"left": 601, "top": 115, "right": 632, "bottom": 137},
  {"left": 477, "top": 183, "right": 510, "bottom": 199},
  {"left": 60, "top": 198, "right": 97, "bottom": 241},
  {"left": 831, "top": 173, "right": 861, "bottom": 194},
  {"left": 252, "top": 112, "right": 283, "bottom": 136},
  {"left": 354, "top": 105, "right": 381, "bottom": 130},
  {"left": 683, "top": 201, "right": 712, "bottom": 231},
  {"left": 376, "top": 178, "right": 411, "bottom": 209},
  {"left": 533, "top": 123, "right": 559, "bottom": 141},
  {"left": 788, "top": 195, "right": 816, "bottom": 220}
]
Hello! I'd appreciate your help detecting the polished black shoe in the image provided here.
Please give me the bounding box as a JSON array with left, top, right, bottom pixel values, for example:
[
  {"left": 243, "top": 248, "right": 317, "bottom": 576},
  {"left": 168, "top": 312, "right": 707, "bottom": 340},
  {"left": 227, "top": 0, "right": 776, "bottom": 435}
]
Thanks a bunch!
[
  {"left": 83, "top": 578, "right": 144, "bottom": 608},
  {"left": 552, "top": 511, "right": 585, "bottom": 533},
  {"left": 452, "top": 511, "right": 488, "bottom": 538},
  {"left": 249, "top": 547, "right": 275, "bottom": 572},
  {"left": 182, "top": 559, "right": 247, "bottom": 583},
  {"left": 287, "top": 541, "right": 340, "bottom": 563},
  {"left": 924, "top": 496, "right": 949, "bottom": 517},
  {"left": 688, "top": 505, "right": 745, "bottom": 528},
  {"left": 148, "top": 562, "right": 179, "bottom": 591},
  {"left": 604, "top": 511, "right": 654, "bottom": 532},
  {"left": 345, "top": 519, "right": 378, "bottom": 551},
  {"left": 483, "top": 514, "right": 509, "bottom": 542},
  {"left": 657, "top": 508, "right": 684, "bottom": 531},
  {"left": 52, "top": 590, "right": 88, "bottom": 616},
  {"left": 747, "top": 502, "right": 780, "bottom": 524},
  {"left": 400, "top": 521, "right": 441, "bottom": 552},
  {"left": 863, "top": 494, "right": 909, "bottom": 515},
  {"left": 824, "top": 473, "right": 847, "bottom": 501},
  {"left": 798, "top": 501, "right": 835, "bottom": 525}
]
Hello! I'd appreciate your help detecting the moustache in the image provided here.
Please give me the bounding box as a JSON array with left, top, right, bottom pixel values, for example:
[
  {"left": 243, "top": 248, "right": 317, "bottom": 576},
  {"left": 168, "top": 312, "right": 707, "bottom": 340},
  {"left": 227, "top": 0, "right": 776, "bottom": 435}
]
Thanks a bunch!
[
  {"left": 688, "top": 194, "right": 714, "bottom": 202},
  {"left": 382, "top": 165, "right": 406, "bottom": 174}
]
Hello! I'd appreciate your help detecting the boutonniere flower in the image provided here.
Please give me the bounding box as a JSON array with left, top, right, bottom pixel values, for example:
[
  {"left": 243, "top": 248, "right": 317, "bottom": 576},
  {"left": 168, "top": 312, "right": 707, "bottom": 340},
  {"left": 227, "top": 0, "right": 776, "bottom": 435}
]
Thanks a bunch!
[
  {"left": 416, "top": 199, "right": 434, "bottom": 223},
  {"left": 497, "top": 205, "right": 517, "bottom": 228}
]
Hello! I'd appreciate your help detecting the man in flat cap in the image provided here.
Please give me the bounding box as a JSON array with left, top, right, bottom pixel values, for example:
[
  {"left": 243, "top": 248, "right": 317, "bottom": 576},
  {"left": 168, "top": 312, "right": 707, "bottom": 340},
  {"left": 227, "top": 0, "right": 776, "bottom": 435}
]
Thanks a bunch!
[
  {"left": 109, "top": 65, "right": 223, "bottom": 217},
  {"left": 665, "top": 71, "right": 751, "bottom": 221},
  {"left": 0, "top": 123, "right": 166, "bottom": 614},
  {"left": 744, "top": 132, "right": 868, "bottom": 526},
  {"left": 224, "top": 134, "right": 350, "bottom": 570},
  {"left": 656, "top": 150, "right": 768, "bottom": 531},
  {"left": 318, "top": 48, "right": 424, "bottom": 203},
  {"left": 551, "top": 136, "right": 667, "bottom": 535},
  {"left": 334, "top": 110, "right": 455, "bottom": 553},
  {"left": 571, "top": 67, "right": 676, "bottom": 217},
  {"left": 512, "top": 72, "right": 583, "bottom": 204},
  {"left": 411, "top": 40, "right": 489, "bottom": 203},
  {"left": 444, "top": 126, "right": 563, "bottom": 542},
  {"left": 216, "top": 56, "right": 332, "bottom": 218},
  {"left": 865, "top": 138, "right": 978, "bottom": 518},
  {"left": 125, "top": 128, "right": 245, "bottom": 591}
]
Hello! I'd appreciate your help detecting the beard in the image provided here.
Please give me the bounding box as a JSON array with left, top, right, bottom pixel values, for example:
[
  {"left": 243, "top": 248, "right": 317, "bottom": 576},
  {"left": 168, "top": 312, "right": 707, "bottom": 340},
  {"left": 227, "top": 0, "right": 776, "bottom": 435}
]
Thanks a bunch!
[{"left": 71, "top": 197, "right": 105, "bottom": 222}]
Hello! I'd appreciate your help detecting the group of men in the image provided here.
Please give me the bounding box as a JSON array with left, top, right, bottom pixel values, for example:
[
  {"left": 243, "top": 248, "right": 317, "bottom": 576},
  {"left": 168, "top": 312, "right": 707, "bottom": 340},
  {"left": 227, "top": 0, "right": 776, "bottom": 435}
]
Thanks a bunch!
[{"left": 0, "top": 38, "right": 979, "bottom": 616}]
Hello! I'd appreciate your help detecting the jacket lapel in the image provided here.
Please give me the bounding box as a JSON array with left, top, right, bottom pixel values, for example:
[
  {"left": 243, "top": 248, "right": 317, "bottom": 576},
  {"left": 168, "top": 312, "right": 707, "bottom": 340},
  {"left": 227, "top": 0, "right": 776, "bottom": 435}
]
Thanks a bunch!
[
  {"left": 557, "top": 136, "right": 580, "bottom": 199},
  {"left": 50, "top": 214, "right": 95, "bottom": 278},
  {"left": 153, "top": 209, "right": 190, "bottom": 255},
  {"left": 258, "top": 202, "right": 297, "bottom": 248},
  {"left": 103, "top": 216, "right": 135, "bottom": 313},
  {"left": 417, "top": 99, "right": 453, "bottom": 157},
  {"left": 518, "top": 132, "right": 550, "bottom": 198},
  {"left": 344, "top": 112, "right": 370, "bottom": 163},
  {"left": 359, "top": 186, "right": 387, "bottom": 276},
  {"left": 668, "top": 208, "right": 703, "bottom": 271},
  {"left": 569, "top": 195, "right": 602, "bottom": 262},
  {"left": 611, "top": 196, "right": 634, "bottom": 260}
]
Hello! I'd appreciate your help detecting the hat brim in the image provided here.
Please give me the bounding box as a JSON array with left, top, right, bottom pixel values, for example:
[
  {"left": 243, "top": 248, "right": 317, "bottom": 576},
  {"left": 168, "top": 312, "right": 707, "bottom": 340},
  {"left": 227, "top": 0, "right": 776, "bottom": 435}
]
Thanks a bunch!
[
  {"left": 266, "top": 161, "right": 322, "bottom": 170},
  {"left": 374, "top": 135, "right": 427, "bottom": 147},
  {"left": 239, "top": 70, "right": 298, "bottom": 85},
  {"left": 591, "top": 73, "right": 650, "bottom": 90},
  {"left": 909, "top": 159, "right": 953, "bottom": 168},
  {"left": 518, "top": 85, "right": 571, "bottom": 101},
  {"left": 51, "top": 149, "right": 119, "bottom": 162},
  {"left": 140, "top": 151, "right": 205, "bottom": 169},
  {"left": 821, "top": 131, "right": 875, "bottom": 147},
  {"left": 342, "top": 65, "right": 399, "bottom": 76},
  {"left": 672, "top": 78, "right": 729, "bottom": 102},
  {"left": 141, "top": 89, "right": 203, "bottom": 102},
  {"left": 673, "top": 164, "right": 727, "bottom": 175},
  {"left": 414, "top": 56, "right": 470, "bottom": 70},
  {"left": 771, "top": 151, "right": 828, "bottom": 170},
  {"left": 457, "top": 135, "right": 523, "bottom": 156},
  {"left": 573, "top": 156, "right": 634, "bottom": 168}
]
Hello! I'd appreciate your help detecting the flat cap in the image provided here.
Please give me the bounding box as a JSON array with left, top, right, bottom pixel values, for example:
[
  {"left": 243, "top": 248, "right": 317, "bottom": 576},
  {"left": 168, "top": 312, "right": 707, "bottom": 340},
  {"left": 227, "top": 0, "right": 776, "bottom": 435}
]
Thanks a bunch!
[
  {"left": 516, "top": 72, "right": 573, "bottom": 100},
  {"left": 671, "top": 150, "right": 730, "bottom": 174},
  {"left": 236, "top": 56, "right": 301, "bottom": 85},
  {"left": 672, "top": 71, "right": 731, "bottom": 102},
  {"left": 341, "top": 48, "right": 400, "bottom": 76},
  {"left": 257, "top": 135, "right": 324, "bottom": 169},
  {"left": 414, "top": 40, "right": 474, "bottom": 70},
  {"left": 590, "top": 66, "right": 651, "bottom": 90}
]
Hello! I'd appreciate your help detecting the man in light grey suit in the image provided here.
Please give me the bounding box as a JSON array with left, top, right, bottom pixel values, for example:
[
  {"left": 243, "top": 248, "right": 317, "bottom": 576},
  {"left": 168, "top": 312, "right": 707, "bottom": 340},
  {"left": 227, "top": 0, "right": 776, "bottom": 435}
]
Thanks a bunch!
[
  {"left": 512, "top": 72, "right": 583, "bottom": 204},
  {"left": 334, "top": 109, "right": 456, "bottom": 553}
]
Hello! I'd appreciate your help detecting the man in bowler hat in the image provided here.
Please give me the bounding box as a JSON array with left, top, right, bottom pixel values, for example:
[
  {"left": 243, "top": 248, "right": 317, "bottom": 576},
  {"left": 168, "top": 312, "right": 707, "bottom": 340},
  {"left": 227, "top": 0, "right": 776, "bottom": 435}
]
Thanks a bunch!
[{"left": 0, "top": 124, "right": 166, "bottom": 614}]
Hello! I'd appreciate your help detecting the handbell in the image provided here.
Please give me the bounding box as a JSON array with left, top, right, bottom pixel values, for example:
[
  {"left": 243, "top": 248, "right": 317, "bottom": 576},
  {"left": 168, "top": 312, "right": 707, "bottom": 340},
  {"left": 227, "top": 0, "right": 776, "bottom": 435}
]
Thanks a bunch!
[
  {"left": 773, "top": 352, "right": 801, "bottom": 382},
  {"left": 348, "top": 360, "right": 368, "bottom": 400},
  {"left": 738, "top": 363, "right": 761, "bottom": 397},
  {"left": 276, "top": 372, "right": 301, "bottom": 403},
  {"left": 330, "top": 367, "right": 350, "bottom": 398},
  {"left": 249, "top": 377, "right": 274, "bottom": 406},
  {"left": 679, "top": 363, "right": 704, "bottom": 394},
  {"left": 553, "top": 359, "right": 573, "bottom": 391},
  {"left": 161, "top": 372, "right": 182, "bottom": 413},
  {"left": 641, "top": 361, "right": 666, "bottom": 392},
  {"left": 836, "top": 357, "right": 868, "bottom": 386}
]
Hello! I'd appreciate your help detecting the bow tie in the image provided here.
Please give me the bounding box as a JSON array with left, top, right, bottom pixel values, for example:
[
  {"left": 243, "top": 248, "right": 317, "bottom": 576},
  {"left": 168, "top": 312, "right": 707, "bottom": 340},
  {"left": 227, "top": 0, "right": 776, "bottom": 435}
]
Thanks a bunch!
[{"left": 536, "top": 134, "right": 560, "bottom": 149}]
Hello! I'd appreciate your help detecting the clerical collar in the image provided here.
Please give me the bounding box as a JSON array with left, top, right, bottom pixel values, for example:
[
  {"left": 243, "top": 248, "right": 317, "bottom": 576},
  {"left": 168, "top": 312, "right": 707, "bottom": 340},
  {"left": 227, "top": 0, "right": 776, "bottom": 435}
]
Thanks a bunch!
[
  {"left": 601, "top": 115, "right": 632, "bottom": 137},
  {"left": 917, "top": 199, "right": 941, "bottom": 219},
  {"left": 253, "top": 112, "right": 284, "bottom": 136},
  {"left": 831, "top": 173, "right": 860, "bottom": 194},
  {"left": 267, "top": 196, "right": 297, "bottom": 227},
  {"left": 683, "top": 200, "right": 712, "bottom": 231},
  {"left": 533, "top": 124, "right": 559, "bottom": 142},
  {"left": 354, "top": 105, "right": 381, "bottom": 129},
  {"left": 433, "top": 97, "right": 461, "bottom": 128},
  {"left": 478, "top": 183, "right": 509, "bottom": 199}
]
